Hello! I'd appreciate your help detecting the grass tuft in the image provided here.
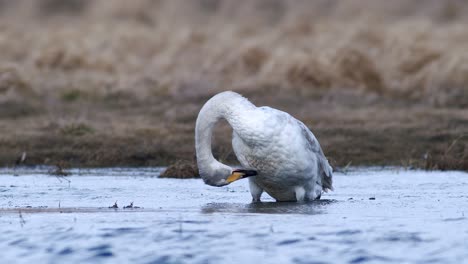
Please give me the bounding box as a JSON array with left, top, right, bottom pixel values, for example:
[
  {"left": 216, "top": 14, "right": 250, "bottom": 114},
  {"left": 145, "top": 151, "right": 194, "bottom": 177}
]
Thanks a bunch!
[
  {"left": 160, "top": 161, "right": 199, "bottom": 179},
  {"left": 60, "top": 123, "right": 94, "bottom": 137}
]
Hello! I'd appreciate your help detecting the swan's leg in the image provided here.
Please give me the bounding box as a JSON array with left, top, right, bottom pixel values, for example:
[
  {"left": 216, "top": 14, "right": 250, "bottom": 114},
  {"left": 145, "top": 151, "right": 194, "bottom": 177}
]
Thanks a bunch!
[
  {"left": 314, "top": 182, "right": 323, "bottom": 200},
  {"left": 249, "top": 178, "right": 263, "bottom": 202},
  {"left": 295, "top": 186, "right": 306, "bottom": 202},
  {"left": 306, "top": 181, "right": 323, "bottom": 200}
]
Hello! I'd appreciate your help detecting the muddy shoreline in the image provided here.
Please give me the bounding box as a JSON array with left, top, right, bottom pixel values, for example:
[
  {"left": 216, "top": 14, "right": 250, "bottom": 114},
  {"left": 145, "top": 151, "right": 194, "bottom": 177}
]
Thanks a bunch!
[{"left": 1, "top": 93, "right": 467, "bottom": 171}]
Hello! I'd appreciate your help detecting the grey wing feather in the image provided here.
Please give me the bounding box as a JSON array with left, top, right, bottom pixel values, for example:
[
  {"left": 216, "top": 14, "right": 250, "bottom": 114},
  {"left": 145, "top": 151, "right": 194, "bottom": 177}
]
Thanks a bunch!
[{"left": 298, "top": 121, "right": 334, "bottom": 192}]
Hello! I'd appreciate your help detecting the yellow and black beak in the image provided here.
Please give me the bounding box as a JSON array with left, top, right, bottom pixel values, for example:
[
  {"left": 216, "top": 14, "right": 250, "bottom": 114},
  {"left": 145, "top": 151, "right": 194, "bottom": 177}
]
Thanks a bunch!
[{"left": 226, "top": 169, "right": 257, "bottom": 183}]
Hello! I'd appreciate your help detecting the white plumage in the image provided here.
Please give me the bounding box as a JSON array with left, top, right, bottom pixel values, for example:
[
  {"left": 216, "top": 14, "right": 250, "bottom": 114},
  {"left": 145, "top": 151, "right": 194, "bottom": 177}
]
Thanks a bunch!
[{"left": 195, "top": 91, "right": 333, "bottom": 202}]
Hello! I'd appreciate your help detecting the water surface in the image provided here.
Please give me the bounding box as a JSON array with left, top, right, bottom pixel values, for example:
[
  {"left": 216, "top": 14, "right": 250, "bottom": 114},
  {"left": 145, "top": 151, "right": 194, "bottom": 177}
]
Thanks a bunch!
[{"left": 1, "top": 168, "right": 467, "bottom": 263}]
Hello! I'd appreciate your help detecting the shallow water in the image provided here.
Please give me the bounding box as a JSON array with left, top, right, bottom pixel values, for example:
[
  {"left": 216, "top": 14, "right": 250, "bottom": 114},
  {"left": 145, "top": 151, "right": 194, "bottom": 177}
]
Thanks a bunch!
[{"left": 0, "top": 168, "right": 467, "bottom": 264}]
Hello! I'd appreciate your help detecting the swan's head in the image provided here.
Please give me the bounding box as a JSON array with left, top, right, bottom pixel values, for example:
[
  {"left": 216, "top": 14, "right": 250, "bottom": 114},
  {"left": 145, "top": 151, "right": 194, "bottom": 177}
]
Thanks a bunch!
[{"left": 200, "top": 163, "right": 257, "bottom": 187}]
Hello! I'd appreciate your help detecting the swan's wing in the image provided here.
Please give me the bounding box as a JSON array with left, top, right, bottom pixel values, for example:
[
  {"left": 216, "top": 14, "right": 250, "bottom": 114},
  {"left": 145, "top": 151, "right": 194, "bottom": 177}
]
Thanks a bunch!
[{"left": 298, "top": 121, "right": 334, "bottom": 192}]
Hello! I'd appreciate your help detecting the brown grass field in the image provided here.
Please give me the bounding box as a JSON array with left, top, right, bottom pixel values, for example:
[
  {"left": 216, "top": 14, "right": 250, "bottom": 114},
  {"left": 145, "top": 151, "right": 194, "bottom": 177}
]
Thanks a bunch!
[{"left": 0, "top": 0, "right": 467, "bottom": 172}]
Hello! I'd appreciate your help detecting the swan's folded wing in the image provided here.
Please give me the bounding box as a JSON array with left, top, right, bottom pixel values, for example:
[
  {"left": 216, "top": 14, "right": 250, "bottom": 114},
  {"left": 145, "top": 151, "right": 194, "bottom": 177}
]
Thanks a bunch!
[
  {"left": 298, "top": 121, "right": 334, "bottom": 192},
  {"left": 319, "top": 155, "right": 334, "bottom": 192}
]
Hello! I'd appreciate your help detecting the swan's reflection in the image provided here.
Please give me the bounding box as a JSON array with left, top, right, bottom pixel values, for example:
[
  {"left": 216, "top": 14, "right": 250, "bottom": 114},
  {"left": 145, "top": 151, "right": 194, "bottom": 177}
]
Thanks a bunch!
[{"left": 201, "top": 199, "right": 337, "bottom": 215}]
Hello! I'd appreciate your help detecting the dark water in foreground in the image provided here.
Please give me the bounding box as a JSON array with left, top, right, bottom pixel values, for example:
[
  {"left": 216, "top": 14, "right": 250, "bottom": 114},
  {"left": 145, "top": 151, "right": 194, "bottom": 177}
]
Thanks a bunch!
[{"left": 0, "top": 168, "right": 467, "bottom": 264}]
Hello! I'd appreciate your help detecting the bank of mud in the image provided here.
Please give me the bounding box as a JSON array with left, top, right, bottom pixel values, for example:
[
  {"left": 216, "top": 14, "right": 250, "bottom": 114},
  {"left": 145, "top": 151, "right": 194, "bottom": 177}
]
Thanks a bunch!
[{"left": 1, "top": 92, "right": 467, "bottom": 172}]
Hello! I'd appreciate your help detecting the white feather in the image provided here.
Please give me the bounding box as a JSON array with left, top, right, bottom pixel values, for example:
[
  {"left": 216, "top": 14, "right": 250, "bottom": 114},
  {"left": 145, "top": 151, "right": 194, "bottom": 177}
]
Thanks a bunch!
[{"left": 195, "top": 91, "right": 333, "bottom": 202}]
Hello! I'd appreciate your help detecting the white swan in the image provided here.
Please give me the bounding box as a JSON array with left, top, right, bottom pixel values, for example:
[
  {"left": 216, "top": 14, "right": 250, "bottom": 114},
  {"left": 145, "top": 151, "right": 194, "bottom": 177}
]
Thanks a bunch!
[{"left": 195, "top": 91, "right": 333, "bottom": 202}]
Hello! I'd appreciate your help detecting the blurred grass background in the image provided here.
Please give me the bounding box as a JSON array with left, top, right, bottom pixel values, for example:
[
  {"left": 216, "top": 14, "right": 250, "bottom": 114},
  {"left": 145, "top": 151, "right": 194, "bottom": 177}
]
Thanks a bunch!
[{"left": 0, "top": 0, "right": 467, "bottom": 170}]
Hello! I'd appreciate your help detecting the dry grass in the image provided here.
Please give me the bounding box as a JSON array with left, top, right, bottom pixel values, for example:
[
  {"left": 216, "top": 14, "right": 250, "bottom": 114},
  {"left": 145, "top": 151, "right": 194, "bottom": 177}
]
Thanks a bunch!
[
  {"left": 159, "top": 161, "right": 199, "bottom": 179},
  {"left": 0, "top": 0, "right": 467, "bottom": 171}
]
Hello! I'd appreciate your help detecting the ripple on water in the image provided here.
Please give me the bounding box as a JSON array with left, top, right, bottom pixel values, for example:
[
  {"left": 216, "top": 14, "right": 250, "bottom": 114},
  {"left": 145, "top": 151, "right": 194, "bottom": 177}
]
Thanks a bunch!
[
  {"left": 94, "top": 251, "right": 114, "bottom": 258},
  {"left": 349, "top": 255, "right": 392, "bottom": 264},
  {"left": 7, "top": 237, "right": 37, "bottom": 251},
  {"left": 377, "top": 232, "right": 431, "bottom": 243},
  {"left": 179, "top": 220, "right": 211, "bottom": 224},
  {"left": 277, "top": 238, "right": 302, "bottom": 246},
  {"left": 84, "top": 244, "right": 115, "bottom": 259},
  {"left": 319, "top": 229, "right": 362, "bottom": 236},
  {"left": 145, "top": 255, "right": 180, "bottom": 264},
  {"left": 58, "top": 247, "right": 74, "bottom": 256},
  {"left": 99, "top": 227, "right": 147, "bottom": 238},
  {"left": 294, "top": 259, "right": 329, "bottom": 264},
  {"left": 87, "top": 244, "right": 112, "bottom": 252},
  {"left": 8, "top": 238, "right": 27, "bottom": 246},
  {"left": 443, "top": 217, "right": 466, "bottom": 222}
]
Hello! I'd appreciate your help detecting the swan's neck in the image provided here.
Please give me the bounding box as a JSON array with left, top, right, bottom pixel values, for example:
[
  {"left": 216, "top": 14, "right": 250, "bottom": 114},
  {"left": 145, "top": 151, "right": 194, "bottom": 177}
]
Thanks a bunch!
[{"left": 195, "top": 92, "right": 256, "bottom": 177}]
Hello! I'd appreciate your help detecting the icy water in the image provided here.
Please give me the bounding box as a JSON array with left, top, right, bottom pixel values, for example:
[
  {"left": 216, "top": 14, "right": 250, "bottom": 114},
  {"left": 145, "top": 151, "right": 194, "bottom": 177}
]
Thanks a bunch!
[{"left": 0, "top": 168, "right": 467, "bottom": 264}]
